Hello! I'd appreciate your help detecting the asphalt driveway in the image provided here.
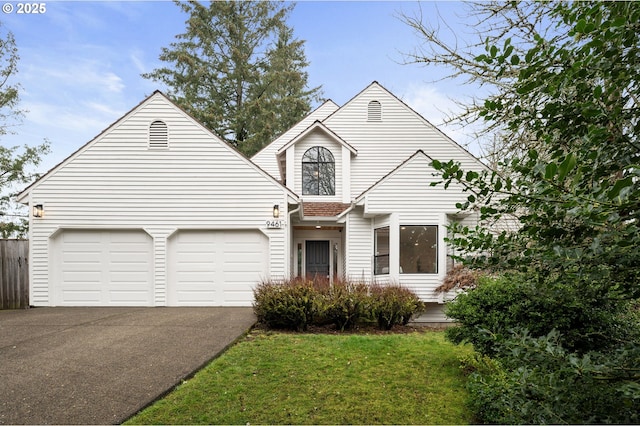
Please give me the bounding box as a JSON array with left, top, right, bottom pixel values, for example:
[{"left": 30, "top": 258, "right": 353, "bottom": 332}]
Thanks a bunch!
[{"left": 0, "top": 307, "right": 256, "bottom": 425}]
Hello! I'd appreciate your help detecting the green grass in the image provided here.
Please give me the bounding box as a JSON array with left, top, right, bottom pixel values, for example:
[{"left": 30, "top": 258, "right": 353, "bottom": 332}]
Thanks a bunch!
[{"left": 126, "top": 330, "right": 473, "bottom": 425}]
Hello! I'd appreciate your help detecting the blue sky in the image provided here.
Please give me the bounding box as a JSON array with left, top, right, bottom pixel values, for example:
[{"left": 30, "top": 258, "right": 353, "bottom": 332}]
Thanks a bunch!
[{"left": 2, "top": 1, "right": 482, "bottom": 174}]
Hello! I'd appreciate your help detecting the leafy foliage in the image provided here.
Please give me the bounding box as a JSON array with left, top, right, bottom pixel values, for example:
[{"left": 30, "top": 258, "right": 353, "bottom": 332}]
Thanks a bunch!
[
  {"left": 431, "top": 1, "right": 640, "bottom": 303},
  {"left": 143, "top": 1, "right": 321, "bottom": 157},
  {"left": 462, "top": 329, "right": 640, "bottom": 424},
  {"left": 409, "top": 1, "right": 640, "bottom": 422},
  {"left": 321, "top": 280, "right": 370, "bottom": 331},
  {"left": 446, "top": 275, "right": 639, "bottom": 357},
  {"left": 0, "top": 23, "right": 49, "bottom": 237},
  {"left": 434, "top": 263, "right": 480, "bottom": 293},
  {"left": 253, "top": 278, "right": 323, "bottom": 331},
  {"left": 370, "top": 284, "right": 425, "bottom": 330},
  {"left": 253, "top": 278, "right": 425, "bottom": 331}
]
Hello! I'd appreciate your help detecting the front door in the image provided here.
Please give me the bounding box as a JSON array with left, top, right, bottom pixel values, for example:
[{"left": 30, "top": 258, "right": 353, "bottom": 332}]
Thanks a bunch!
[{"left": 305, "top": 240, "right": 330, "bottom": 279}]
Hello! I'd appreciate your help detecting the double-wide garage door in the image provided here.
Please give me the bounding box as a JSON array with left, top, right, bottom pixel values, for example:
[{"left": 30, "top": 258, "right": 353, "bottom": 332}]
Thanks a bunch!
[{"left": 51, "top": 229, "right": 267, "bottom": 306}]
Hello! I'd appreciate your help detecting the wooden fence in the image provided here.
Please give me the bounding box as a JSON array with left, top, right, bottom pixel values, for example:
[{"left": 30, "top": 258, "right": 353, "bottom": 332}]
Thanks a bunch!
[{"left": 0, "top": 240, "right": 29, "bottom": 309}]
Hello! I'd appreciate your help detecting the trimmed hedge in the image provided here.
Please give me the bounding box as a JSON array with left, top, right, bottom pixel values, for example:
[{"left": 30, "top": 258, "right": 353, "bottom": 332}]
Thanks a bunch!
[{"left": 253, "top": 278, "right": 425, "bottom": 331}]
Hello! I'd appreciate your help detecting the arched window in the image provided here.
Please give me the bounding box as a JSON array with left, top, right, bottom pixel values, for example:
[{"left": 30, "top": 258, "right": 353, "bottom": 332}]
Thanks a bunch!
[
  {"left": 149, "top": 120, "right": 168, "bottom": 149},
  {"left": 368, "top": 100, "right": 382, "bottom": 121},
  {"left": 302, "top": 146, "right": 335, "bottom": 195}
]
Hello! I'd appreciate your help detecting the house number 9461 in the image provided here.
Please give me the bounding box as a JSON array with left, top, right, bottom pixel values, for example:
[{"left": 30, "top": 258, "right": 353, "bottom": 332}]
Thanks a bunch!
[{"left": 266, "top": 220, "right": 285, "bottom": 229}]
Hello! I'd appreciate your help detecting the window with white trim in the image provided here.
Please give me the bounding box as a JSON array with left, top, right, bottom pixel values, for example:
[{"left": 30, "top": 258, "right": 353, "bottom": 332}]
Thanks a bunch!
[
  {"left": 302, "top": 146, "right": 335, "bottom": 195},
  {"left": 374, "top": 227, "right": 390, "bottom": 275},
  {"left": 400, "top": 225, "right": 438, "bottom": 274},
  {"left": 149, "top": 120, "right": 168, "bottom": 149}
]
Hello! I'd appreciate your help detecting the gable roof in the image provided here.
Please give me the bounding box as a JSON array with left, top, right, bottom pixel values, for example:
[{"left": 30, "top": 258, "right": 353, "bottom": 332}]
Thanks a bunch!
[
  {"left": 276, "top": 120, "right": 357, "bottom": 155},
  {"left": 17, "top": 91, "right": 299, "bottom": 203},
  {"left": 251, "top": 99, "right": 339, "bottom": 160},
  {"left": 354, "top": 149, "right": 436, "bottom": 203},
  {"left": 325, "top": 81, "right": 488, "bottom": 172}
]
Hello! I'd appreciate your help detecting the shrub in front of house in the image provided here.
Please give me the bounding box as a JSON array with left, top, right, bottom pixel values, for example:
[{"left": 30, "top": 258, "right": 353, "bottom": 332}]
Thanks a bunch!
[
  {"left": 444, "top": 273, "right": 638, "bottom": 356},
  {"left": 322, "top": 280, "right": 371, "bottom": 331},
  {"left": 370, "top": 284, "right": 426, "bottom": 330},
  {"left": 460, "top": 328, "right": 640, "bottom": 424},
  {"left": 445, "top": 274, "right": 640, "bottom": 424},
  {"left": 253, "top": 278, "right": 319, "bottom": 331},
  {"left": 253, "top": 278, "right": 424, "bottom": 331}
]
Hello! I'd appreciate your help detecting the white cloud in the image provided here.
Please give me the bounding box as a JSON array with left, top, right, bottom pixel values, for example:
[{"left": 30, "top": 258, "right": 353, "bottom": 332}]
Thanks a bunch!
[
  {"left": 402, "top": 83, "right": 485, "bottom": 157},
  {"left": 24, "top": 101, "right": 114, "bottom": 134},
  {"left": 31, "top": 58, "right": 125, "bottom": 95},
  {"left": 129, "top": 49, "right": 147, "bottom": 75},
  {"left": 403, "top": 84, "right": 462, "bottom": 127}
]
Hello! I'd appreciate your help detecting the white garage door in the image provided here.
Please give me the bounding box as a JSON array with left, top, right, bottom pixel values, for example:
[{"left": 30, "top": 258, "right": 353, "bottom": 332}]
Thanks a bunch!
[
  {"left": 167, "top": 230, "right": 268, "bottom": 306},
  {"left": 51, "top": 230, "right": 153, "bottom": 306}
]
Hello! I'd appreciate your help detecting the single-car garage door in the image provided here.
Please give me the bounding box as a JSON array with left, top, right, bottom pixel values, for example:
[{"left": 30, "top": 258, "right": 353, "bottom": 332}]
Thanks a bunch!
[
  {"left": 50, "top": 230, "right": 153, "bottom": 306},
  {"left": 167, "top": 230, "right": 268, "bottom": 306}
]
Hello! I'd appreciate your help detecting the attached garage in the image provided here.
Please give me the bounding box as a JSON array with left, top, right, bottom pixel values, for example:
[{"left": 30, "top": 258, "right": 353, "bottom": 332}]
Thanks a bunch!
[
  {"left": 18, "top": 91, "right": 294, "bottom": 307},
  {"left": 50, "top": 230, "right": 154, "bottom": 306},
  {"left": 167, "top": 230, "right": 268, "bottom": 306}
]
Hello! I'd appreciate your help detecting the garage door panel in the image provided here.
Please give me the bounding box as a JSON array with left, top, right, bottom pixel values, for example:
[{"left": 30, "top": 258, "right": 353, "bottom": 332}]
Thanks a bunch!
[
  {"left": 62, "top": 271, "right": 102, "bottom": 284},
  {"left": 168, "top": 230, "right": 267, "bottom": 306},
  {"left": 109, "top": 289, "right": 151, "bottom": 303},
  {"left": 109, "top": 262, "right": 150, "bottom": 273},
  {"left": 175, "top": 289, "right": 217, "bottom": 304},
  {"left": 224, "top": 259, "right": 262, "bottom": 273},
  {"left": 110, "top": 251, "right": 149, "bottom": 260},
  {"left": 110, "top": 272, "right": 149, "bottom": 283},
  {"left": 61, "top": 290, "right": 101, "bottom": 303},
  {"left": 52, "top": 230, "right": 153, "bottom": 306},
  {"left": 222, "top": 290, "right": 254, "bottom": 305}
]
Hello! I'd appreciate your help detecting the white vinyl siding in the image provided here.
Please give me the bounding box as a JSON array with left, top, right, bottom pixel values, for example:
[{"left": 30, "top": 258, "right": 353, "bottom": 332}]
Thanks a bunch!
[
  {"left": 26, "top": 93, "right": 289, "bottom": 306},
  {"left": 367, "top": 100, "right": 382, "bottom": 121},
  {"left": 149, "top": 120, "right": 169, "bottom": 149},
  {"left": 355, "top": 152, "right": 476, "bottom": 301},
  {"left": 324, "top": 83, "right": 486, "bottom": 198},
  {"left": 344, "top": 208, "right": 372, "bottom": 281}
]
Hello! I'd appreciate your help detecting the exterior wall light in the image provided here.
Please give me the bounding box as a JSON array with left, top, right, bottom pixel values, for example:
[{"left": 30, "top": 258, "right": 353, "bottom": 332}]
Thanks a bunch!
[
  {"left": 33, "top": 204, "right": 44, "bottom": 218},
  {"left": 273, "top": 204, "right": 280, "bottom": 218}
]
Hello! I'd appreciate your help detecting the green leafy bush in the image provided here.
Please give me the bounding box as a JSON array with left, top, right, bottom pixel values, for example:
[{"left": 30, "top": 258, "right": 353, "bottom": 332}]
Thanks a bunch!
[
  {"left": 464, "top": 329, "right": 640, "bottom": 424},
  {"left": 322, "top": 280, "right": 371, "bottom": 331},
  {"left": 253, "top": 278, "right": 425, "bottom": 331},
  {"left": 253, "top": 279, "right": 318, "bottom": 331},
  {"left": 445, "top": 274, "right": 636, "bottom": 356},
  {"left": 371, "top": 284, "right": 426, "bottom": 330}
]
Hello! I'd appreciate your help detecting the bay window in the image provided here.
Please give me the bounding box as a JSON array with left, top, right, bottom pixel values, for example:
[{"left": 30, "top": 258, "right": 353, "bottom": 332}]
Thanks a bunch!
[{"left": 399, "top": 225, "right": 438, "bottom": 274}]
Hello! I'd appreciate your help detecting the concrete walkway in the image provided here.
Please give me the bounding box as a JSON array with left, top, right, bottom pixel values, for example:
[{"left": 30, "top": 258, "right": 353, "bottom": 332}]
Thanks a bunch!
[{"left": 0, "top": 307, "right": 256, "bottom": 425}]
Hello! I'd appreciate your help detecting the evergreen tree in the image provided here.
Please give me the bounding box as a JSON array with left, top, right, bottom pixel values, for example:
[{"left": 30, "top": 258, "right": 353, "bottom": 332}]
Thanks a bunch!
[{"left": 143, "top": 1, "right": 321, "bottom": 157}]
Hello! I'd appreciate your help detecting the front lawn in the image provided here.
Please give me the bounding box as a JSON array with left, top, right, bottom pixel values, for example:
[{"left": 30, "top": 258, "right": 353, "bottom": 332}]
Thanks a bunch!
[{"left": 126, "top": 329, "right": 473, "bottom": 425}]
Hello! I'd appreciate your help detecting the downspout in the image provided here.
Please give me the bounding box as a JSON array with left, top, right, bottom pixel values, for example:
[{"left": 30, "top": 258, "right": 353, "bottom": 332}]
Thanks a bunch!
[
  {"left": 288, "top": 204, "right": 301, "bottom": 220},
  {"left": 288, "top": 203, "right": 301, "bottom": 279}
]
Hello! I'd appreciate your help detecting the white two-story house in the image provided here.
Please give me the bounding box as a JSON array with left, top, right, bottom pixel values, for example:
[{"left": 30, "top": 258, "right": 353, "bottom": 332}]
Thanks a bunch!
[{"left": 18, "top": 81, "right": 485, "bottom": 321}]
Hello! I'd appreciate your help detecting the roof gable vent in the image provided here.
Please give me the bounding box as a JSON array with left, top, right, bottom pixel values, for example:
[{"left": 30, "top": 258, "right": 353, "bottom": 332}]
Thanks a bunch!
[
  {"left": 368, "top": 100, "right": 382, "bottom": 122},
  {"left": 149, "top": 120, "right": 169, "bottom": 149}
]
